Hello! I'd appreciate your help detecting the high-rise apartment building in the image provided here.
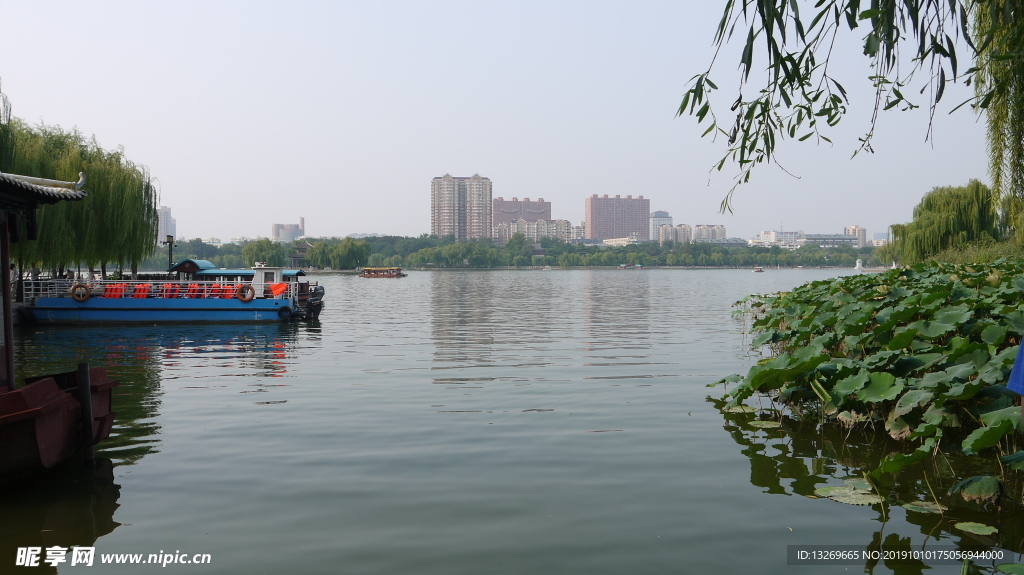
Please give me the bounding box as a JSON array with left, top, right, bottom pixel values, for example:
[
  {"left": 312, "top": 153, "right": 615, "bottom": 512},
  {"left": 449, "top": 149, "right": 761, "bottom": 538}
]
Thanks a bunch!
[
  {"left": 493, "top": 218, "right": 573, "bottom": 244},
  {"left": 157, "top": 206, "right": 176, "bottom": 243},
  {"left": 693, "top": 225, "right": 727, "bottom": 241},
  {"left": 649, "top": 211, "right": 672, "bottom": 242},
  {"left": 584, "top": 194, "right": 650, "bottom": 241},
  {"left": 492, "top": 197, "right": 551, "bottom": 227},
  {"left": 272, "top": 218, "right": 305, "bottom": 243},
  {"left": 675, "top": 224, "right": 692, "bottom": 244},
  {"left": 844, "top": 225, "right": 867, "bottom": 248},
  {"left": 431, "top": 174, "right": 492, "bottom": 240}
]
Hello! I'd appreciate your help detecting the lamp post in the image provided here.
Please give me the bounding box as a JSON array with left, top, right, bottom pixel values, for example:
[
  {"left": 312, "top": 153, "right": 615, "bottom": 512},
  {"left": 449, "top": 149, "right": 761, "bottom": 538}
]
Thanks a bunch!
[{"left": 162, "top": 235, "right": 176, "bottom": 271}]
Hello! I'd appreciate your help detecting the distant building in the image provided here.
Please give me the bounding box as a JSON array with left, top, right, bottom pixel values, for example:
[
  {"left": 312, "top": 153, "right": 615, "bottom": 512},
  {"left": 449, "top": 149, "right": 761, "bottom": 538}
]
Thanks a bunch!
[
  {"left": 694, "top": 237, "right": 748, "bottom": 247},
  {"left": 676, "top": 224, "right": 692, "bottom": 244},
  {"left": 493, "top": 219, "right": 572, "bottom": 245},
  {"left": 844, "top": 225, "right": 868, "bottom": 248},
  {"left": 693, "top": 225, "right": 727, "bottom": 241},
  {"left": 603, "top": 233, "right": 641, "bottom": 246},
  {"left": 797, "top": 234, "right": 859, "bottom": 248},
  {"left": 431, "top": 174, "right": 492, "bottom": 240},
  {"left": 157, "top": 206, "right": 176, "bottom": 243},
  {"left": 492, "top": 197, "right": 551, "bottom": 227},
  {"left": 658, "top": 224, "right": 676, "bottom": 245},
  {"left": 871, "top": 239, "right": 890, "bottom": 247},
  {"left": 649, "top": 211, "right": 672, "bottom": 242},
  {"left": 585, "top": 194, "right": 650, "bottom": 240},
  {"left": 748, "top": 229, "right": 802, "bottom": 249},
  {"left": 272, "top": 218, "right": 305, "bottom": 243},
  {"left": 201, "top": 237, "right": 222, "bottom": 246},
  {"left": 570, "top": 222, "right": 586, "bottom": 242}
]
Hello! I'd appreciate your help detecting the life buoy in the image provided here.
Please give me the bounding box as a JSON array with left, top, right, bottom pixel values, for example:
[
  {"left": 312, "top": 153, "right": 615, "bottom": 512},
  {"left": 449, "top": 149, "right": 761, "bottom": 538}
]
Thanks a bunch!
[
  {"left": 278, "top": 306, "right": 292, "bottom": 320},
  {"left": 70, "top": 284, "right": 90, "bottom": 302},
  {"left": 236, "top": 284, "right": 256, "bottom": 303}
]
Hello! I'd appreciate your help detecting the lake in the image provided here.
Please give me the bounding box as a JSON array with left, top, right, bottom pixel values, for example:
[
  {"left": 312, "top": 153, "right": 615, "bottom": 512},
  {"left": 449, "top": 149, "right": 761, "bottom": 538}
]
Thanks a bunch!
[{"left": 3, "top": 269, "right": 1019, "bottom": 574}]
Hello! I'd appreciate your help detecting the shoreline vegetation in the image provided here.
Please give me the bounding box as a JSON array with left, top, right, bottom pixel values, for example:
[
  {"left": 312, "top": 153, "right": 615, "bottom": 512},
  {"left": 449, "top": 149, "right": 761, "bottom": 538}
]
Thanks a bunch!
[{"left": 714, "top": 259, "right": 1024, "bottom": 531}]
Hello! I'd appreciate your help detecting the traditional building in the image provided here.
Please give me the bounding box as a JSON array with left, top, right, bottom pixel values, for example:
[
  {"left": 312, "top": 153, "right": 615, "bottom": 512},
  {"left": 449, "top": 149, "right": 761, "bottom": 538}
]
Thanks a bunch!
[
  {"left": 584, "top": 194, "right": 650, "bottom": 241},
  {"left": 431, "top": 174, "right": 492, "bottom": 240}
]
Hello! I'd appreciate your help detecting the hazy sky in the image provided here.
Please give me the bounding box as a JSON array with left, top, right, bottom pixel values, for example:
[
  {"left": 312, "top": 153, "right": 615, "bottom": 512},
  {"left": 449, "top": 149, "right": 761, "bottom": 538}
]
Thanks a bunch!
[{"left": 1, "top": 1, "right": 987, "bottom": 241}]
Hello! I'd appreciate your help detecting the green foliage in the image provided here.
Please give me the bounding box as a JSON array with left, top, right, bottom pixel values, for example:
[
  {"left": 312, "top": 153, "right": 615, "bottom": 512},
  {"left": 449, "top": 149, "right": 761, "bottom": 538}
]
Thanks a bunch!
[
  {"left": 304, "top": 237, "right": 370, "bottom": 269},
  {"left": 6, "top": 120, "right": 158, "bottom": 273},
  {"left": 682, "top": 0, "right": 1024, "bottom": 211},
  {"left": 0, "top": 84, "right": 158, "bottom": 274},
  {"left": 241, "top": 239, "right": 287, "bottom": 267},
  {"left": 722, "top": 259, "right": 1024, "bottom": 479},
  {"left": 889, "top": 181, "right": 999, "bottom": 263}
]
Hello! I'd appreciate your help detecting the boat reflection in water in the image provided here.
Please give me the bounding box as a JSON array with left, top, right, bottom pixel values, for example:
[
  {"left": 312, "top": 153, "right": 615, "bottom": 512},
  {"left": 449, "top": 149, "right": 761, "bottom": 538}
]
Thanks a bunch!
[
  {"left": 0, "top": 456, "right": 120, "bottom": 572},
  {"left": 3, "top": 321, "right": 310, "bottom": 562},
  {"left": 711, "top": 396, "right": 1024, "bottom": 573}
]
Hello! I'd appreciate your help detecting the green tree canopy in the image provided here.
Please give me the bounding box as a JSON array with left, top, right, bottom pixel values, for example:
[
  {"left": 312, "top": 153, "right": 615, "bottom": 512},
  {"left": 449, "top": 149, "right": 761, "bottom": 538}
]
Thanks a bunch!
[
  {"left": 241, "top": 239, "right": 287, "bottom": 267},
  {"left": 888, "top": 180, "right": 998, "bottom": 263},
  {"left": 0, "top": 88, "right": 158, "bottom": 275}
]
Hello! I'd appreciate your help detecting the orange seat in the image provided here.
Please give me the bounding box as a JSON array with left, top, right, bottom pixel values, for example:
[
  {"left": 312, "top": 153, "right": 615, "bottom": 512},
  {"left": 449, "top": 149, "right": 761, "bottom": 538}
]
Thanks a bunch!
[
  {"left": 270, "top": 283, "right": 288, "bottom": 297},
  {"left": 132, "top": 284, "right": 151, "bottom": 298}
]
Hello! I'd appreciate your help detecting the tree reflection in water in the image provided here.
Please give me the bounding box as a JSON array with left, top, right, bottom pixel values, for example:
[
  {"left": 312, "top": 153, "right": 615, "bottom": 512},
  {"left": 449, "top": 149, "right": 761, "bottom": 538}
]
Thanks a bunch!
[{"left": 709, "top": 397, "right": 1024, "bottom": 574}]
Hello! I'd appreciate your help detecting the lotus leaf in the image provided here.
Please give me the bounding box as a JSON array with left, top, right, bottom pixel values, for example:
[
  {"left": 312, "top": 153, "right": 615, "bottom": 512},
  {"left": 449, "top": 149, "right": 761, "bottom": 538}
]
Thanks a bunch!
[
  {"left": 843, "top": 478, "right": 871, "bottom": 490},
  {"left": 748, "top": 420, "right": 781, "bottom": 428},
  {"left": 933, "top": 305, "right": 973, "bottom": 325},
  {"left": 886, "top": 328, "right": 919, "bottom": 350},
  {"left": 948, "top": 476, "right": 1002, "bottom": 503},
  {"left": 885, "top": 415, "right": 911, "bottom": 440},
  {"left": 876, "top": 438, "right": 936, "bottom": 475},
  {"left": 893, "top": 390, "right": 934, "bottom": 418},
  {"left": 724, "top": 405, "right": 756, "bottom": 413},
  {"left": 995, "top": 564, "right": 1024, "bottom": 574},
  {"left": 832, "top": 492, "right": 883, "bottom": 506},
  {"left": 814, "top": 486, "right": 857, "bottom": 498},
  {"left": 954, "top": 522, "right": 998, "bottom": 536},
  {"left": 982, "top": 324, "right": 1009, "bottom": 345},
  {"left": 961, "top": 420, "right": 1015, "bottom": 455},
  {"left": 855, "top": 373, "right": 903, "bottom": 403},
  {"left": 901, "top": 501, "right": 947, "bottom": 514},
  {"left": 1003, "top": 311, "right": 1024, "bottom": 334},
  {"left": 833, "top": 370, "right": 870, "bottom": 396},
  {"left": 906, "top": 321, "right": 956, "bottom": 340},
  {"left": 1000, "top": 451, "right": 1024, "bottom": 471}
]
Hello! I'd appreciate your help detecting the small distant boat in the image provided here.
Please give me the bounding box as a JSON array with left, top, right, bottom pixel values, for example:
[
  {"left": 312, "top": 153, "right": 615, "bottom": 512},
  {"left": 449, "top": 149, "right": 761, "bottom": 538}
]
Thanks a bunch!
[
  {"left": 543, "top": 266, "right": 552, "bottom": 271},
  {"left": 360, "top": 267, "right": 407, "bottom": 278},
  {"left": 752, "top": 267, "right": 764, "bottom": 273}
]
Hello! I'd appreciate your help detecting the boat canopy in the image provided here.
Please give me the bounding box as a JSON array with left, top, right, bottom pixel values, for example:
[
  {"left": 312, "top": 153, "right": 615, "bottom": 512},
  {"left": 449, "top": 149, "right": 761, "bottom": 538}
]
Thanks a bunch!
[
  {"left": 167, "top": 260, "right": 305, "bottom": 278},
  {"left": 197, "top": 269, "right": 306, "bottom": 278}
]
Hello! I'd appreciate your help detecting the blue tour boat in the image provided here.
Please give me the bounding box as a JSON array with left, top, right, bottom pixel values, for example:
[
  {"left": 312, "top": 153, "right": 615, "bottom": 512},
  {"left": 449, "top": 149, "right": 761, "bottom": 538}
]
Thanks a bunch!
[{"left": 22, "top": 259, "right": 324, "bottom": 323}]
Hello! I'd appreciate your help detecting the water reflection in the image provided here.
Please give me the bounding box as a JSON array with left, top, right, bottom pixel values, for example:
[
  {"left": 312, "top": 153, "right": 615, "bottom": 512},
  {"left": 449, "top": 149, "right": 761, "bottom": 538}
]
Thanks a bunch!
[
  {"left": 710, "top": 397, "right": 1024, "bottom": 573},
  {"left": 0, "top": 457, "right": 120, "bottom": 573},
  {"left": 13, "top": 322, "right": 305, "bottom": 466}
]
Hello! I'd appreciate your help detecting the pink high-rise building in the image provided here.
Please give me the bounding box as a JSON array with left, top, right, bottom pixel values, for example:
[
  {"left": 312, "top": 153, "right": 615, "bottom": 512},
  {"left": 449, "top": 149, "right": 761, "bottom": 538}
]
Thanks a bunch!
[{"left": 584, "top": 195, "right": 650, "bottom": 240}]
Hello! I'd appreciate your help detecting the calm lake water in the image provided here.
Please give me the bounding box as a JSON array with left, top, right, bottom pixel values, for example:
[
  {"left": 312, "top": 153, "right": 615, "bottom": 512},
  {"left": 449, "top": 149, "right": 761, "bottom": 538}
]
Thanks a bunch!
[{"left": 3, "top": 269, "right": 1021, "bottom": 574}]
